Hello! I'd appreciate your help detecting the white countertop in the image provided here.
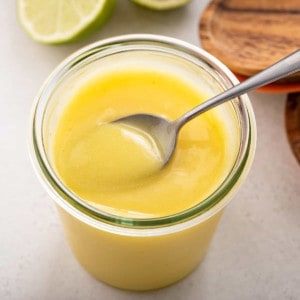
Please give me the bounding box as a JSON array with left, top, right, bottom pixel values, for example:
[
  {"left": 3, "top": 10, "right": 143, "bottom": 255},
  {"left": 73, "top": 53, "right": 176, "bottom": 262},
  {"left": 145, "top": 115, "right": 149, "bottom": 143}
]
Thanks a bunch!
[{"left": 1, "top": 1, "right": 300, "bottom": 299}]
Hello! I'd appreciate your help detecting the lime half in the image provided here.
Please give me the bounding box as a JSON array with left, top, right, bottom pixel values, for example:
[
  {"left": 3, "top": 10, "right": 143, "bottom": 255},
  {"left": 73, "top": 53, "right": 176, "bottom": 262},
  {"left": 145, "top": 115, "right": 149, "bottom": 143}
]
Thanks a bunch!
[
  {"left": 18, "top": 0, "right": 115, "bottom": 44},
  {"left": 130, "top": 0, "right": 192, "bottom": 10}
]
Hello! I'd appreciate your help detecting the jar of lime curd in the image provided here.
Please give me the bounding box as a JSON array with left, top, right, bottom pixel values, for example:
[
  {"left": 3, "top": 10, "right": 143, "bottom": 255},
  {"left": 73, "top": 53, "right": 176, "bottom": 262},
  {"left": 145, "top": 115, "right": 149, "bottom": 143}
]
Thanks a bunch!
[{"left": 29, "top": 34, "right": 256, "bottom": 291}]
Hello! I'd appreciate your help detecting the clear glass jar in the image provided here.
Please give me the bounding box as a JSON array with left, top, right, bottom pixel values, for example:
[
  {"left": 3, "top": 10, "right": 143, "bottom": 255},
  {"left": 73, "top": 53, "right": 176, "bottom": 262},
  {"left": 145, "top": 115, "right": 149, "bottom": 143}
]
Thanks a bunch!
[{"left": 29, "top": 34, "right": 256, "bottom": 291}]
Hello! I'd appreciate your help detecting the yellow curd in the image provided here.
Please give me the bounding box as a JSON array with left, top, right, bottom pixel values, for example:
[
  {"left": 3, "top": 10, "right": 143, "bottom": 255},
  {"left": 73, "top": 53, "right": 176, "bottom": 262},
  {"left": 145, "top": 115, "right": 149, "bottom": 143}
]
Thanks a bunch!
[
  {"left": 53, "top": 69, "right": 234, "bottom": 218},
  {"left": 51, "top": 67, "right": 236, "bottom": 290}
]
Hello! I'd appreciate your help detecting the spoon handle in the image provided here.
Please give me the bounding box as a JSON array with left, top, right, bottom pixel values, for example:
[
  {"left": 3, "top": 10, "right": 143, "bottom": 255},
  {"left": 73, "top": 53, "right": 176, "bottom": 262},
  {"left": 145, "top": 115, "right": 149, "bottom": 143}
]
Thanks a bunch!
[{"left": 176, "top": 50, "right": 300, "bottom": 128}]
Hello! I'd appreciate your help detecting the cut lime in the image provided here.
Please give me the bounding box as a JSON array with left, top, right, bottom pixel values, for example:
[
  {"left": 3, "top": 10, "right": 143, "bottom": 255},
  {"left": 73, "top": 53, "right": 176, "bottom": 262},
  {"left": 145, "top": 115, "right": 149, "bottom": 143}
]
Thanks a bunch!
[
  {"left": 18, "top": 0, "right": 115, "bottom": 44},
  {"left": 130, "top": 0, "right": 192, "bottom": 10}
]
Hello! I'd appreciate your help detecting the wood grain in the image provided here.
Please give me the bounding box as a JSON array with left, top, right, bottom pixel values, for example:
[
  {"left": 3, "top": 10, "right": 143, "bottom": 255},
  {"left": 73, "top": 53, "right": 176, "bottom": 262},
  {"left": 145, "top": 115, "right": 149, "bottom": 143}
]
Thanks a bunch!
[
  {"left": 286, "top": 93, "right": 300, "bottom": 163},
  {"left": 199, "top": 0, "right": 300, "bottom": 79}
]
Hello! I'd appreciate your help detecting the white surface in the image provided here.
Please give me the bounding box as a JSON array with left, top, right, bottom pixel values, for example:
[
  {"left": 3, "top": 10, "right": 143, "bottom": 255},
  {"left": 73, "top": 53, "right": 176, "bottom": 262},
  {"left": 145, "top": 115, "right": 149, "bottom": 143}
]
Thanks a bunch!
[{"left": 1, "top": 1, "right": 300, "bottom": 299}]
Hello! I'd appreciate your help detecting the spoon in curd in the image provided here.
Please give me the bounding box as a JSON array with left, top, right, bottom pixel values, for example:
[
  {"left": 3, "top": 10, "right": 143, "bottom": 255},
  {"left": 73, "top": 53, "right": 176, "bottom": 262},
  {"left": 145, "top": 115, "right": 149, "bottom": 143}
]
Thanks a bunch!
[{"left": 113, "top": 50, "right": 300, "bottom": 165}]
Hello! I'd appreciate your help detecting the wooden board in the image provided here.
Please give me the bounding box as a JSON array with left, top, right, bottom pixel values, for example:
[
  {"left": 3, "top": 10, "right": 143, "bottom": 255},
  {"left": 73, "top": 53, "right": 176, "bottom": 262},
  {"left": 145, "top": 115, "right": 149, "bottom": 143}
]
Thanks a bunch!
[
  {"left": 199, "top": 0, "right": 300, "bottom": 80},
  {"left": 286, "top": 93, "right": 300, "bottom": 163}
]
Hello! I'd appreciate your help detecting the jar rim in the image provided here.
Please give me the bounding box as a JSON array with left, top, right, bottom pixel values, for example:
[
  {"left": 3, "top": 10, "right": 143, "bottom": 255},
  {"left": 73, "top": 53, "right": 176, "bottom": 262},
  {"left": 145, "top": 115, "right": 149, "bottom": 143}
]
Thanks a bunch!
[{"left": 29, "top": 34, "right": 256, "bottom": 229}]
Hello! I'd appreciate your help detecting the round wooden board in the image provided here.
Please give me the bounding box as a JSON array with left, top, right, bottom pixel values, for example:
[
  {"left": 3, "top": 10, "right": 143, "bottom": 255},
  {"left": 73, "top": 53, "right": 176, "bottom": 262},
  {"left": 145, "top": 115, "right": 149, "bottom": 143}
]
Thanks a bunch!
[
  {"left": 199, "top": 0, "right": 300, "bottom": 80},
  {"left": 286, "top": 93, "right": 300, "bottom": 163}
]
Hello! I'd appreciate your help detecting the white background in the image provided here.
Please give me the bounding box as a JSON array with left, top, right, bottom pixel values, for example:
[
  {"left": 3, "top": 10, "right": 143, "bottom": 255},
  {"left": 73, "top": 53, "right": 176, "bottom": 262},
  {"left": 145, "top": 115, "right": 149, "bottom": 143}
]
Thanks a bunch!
[{"left": 1, "top": 1, "right": 300, "bottom": 299}]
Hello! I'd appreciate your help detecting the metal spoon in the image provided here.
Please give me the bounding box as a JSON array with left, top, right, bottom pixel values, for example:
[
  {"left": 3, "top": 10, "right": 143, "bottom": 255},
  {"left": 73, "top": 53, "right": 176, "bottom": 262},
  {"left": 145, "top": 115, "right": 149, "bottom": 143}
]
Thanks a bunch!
[{"left": 114, "top": 50, "right": 300, "bottom": 165}]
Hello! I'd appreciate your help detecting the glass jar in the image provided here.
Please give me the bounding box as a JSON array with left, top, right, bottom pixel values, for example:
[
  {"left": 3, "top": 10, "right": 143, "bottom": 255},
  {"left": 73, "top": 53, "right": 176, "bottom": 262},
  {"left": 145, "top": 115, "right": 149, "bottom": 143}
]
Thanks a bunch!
[{"left": 29, "top": 34, "right": 256, "bottom": 291}]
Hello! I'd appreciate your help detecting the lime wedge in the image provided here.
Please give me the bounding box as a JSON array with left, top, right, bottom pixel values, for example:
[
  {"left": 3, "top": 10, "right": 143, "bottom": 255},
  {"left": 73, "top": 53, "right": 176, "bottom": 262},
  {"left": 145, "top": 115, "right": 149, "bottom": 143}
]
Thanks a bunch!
[
  {"left": 130, "top": 0, "right": 192, "bottom": 10},
  {"left": 18, "top": 0, "right": 115, "bottom": 44}
]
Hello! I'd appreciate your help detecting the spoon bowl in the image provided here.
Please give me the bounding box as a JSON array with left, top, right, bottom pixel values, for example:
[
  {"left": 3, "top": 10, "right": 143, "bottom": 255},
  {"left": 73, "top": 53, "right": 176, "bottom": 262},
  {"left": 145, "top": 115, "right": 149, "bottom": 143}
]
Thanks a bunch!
[
  {"left": 113, "top": 50, "right": 300, "bottom": 165},
  {"left": 114, "top": 113, "right": 178, "bottom": 163}
]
